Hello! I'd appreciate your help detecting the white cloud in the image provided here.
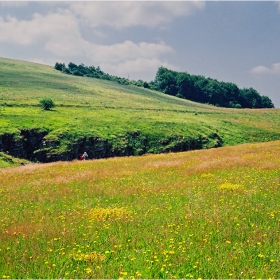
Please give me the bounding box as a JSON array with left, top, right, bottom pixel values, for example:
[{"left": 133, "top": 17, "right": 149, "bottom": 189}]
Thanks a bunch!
[
  {"left": 86, "top": 41, "right": 173, "bottom": 64},
  {"left": 251, "top": 63, "right": 280, "bottom": 75},
  {"left": 44, "top": 39, "right": 175, "bottom": 81},
  {"left": 0, "top": 10, "right": 80, "bottom": 46},
  {"left": 70, "top": 1, "right": 205, "bottom": 29},
  {"left": 250, "top": 65, "right": 271, "bottom": 75},
  {"left": 100, "top": 57, "right": 178, "bottom": 81},
  {"left": 270, "top": 63, "right": 280, "bottom": 74},
  {"left": 66, "top": 40, "right": 174, "bottom": 80},
  {"left": 0, "top": 2, "right": 204, "bottom": 80},
  {"left": 0, "top": 8, "right": 174, "bottom": 58}
]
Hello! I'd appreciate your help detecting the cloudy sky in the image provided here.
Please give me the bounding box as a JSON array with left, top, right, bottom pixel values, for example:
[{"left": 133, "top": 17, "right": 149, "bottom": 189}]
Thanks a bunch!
[{"left": 0, "top": 1, "right": 280, "bottom": 107}]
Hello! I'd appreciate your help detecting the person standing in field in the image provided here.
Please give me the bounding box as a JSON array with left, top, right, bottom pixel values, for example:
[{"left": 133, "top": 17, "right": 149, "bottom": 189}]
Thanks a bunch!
[{"left": 83, "top": 152, "right": 88, "bottom": 160}]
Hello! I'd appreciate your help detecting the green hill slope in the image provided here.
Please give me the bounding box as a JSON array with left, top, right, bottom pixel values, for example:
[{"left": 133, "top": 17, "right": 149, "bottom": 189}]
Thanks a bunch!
[{"left": 0, "top": 57, "right": 279, "bottom": 163}]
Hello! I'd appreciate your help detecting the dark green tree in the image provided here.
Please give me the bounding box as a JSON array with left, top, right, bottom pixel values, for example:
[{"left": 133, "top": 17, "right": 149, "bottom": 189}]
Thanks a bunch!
[
  {"left": 68, "top": 62, "right": 78, "bottom": 73},
  {"left": 260, "top": 95, "right": 274, "bottom": 108},
  {"left": 176, "top": 72, "right": 195, "bottom": 100},
  {"left": 239, "top": 88, "right": 262, "bottom": 108},
  {"left": 221, "top": 82, "right": 240, "bottom": 107},
  {"left": 193, "top": 77, "right": 210, "bottom": 103},
  {"left": 72, "top": 69, "right": 83, "bottom": 76},
  {"left": 154, "top": 67, "right": 178, "bottom": 95},
  {"left": 62, "top": 67, "right": 71, "bottom": 74},
  {"left": 54, "top": 62, "right": 65, "bottom": 71},
  {"left": 143, "top": 81, "right": 149, "bottom": 88},
  {"left": 39, "top": 98, "right": 55, "bottom": 110}
]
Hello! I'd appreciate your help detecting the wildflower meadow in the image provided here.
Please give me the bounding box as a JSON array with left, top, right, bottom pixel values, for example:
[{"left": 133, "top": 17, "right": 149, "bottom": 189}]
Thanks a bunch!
[{"left": 0, "top": 141, "right": 280, "bottom": 279}]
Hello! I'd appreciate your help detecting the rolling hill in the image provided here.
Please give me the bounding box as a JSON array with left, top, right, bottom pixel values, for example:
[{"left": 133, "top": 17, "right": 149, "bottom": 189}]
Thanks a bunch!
[{"left": 0, "top": 57, "right": 279, "bottom": 165}]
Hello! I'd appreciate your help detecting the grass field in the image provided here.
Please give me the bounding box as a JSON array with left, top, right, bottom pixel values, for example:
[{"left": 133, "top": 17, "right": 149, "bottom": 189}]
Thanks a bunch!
[
  {"left": 0, "top": 57, "right": 280, "bottom": 163},
  {"left": 0, "top": 140, "right": 280, "bottom": 278}
]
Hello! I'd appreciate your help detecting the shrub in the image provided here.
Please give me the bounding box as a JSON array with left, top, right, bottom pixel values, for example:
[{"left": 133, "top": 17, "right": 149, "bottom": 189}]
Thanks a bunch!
[
  {"left": 143, "top": 81, "right": 149, "bottom": 88},
  {"left": 39, "top": 98, "right": 55, "bottom": 110},
  {"left": 54, "top": 62, "right": 65, "bottom": 71}
]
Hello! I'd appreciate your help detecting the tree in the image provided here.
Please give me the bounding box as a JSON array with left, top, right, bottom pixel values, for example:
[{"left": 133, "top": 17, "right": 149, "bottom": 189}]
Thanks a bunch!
[
  {"left": 239, "top": 88, "right": 262, "bottom": 108},
  {"left": 68, "top": 62, "right": 78, "bottom": 72},
  {"left": 154, "top": 67, "right": 178, "bottom": 95},
  {"left": 143, "top": 81, "right": 149, "bottom": 88},
  {"left": 54, "top": 62, "right": 65, "bottom": 71},
  {"left": 72, "top": 69, "right": 83, "bottom": 76},
  {"left": 193, "top": 77, "right": 210, "bottom": 103},
  {"left": 62, "top": 67, "right": 71, "bottom": 74},
  {"left": 39, "top": 98, "right": 55, "bottom": 110},
  {"left": 176, "top": 72, "right": 195, "bottom": 100},
  {"left": 261, "top": 96, "right": 274, "bottom": 108},
  {"left": 221, "top": 82, "right": 240, "bottom": 107}
]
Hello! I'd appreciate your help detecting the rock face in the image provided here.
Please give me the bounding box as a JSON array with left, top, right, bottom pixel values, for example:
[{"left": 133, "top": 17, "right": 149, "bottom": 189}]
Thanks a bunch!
[
  {"left": 34, "top": 136, "right": 114, "bottom": 163},
  {"left": 0, "top": 129, "right": 48, "bottom": 160},
  {"left": 0, "top": 129, "right": 223, "bottom": 163}
]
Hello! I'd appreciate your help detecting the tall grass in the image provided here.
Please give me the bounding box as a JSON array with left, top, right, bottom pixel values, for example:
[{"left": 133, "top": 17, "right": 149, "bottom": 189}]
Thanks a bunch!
[{"left": 0, "top": 141, "right": 280, "bottom": 278}]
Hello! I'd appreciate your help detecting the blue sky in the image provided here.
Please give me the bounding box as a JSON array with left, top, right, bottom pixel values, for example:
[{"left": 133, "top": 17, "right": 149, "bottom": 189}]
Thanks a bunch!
[{"left": 0, "top": 1, "right": 280, "bottom": 107}]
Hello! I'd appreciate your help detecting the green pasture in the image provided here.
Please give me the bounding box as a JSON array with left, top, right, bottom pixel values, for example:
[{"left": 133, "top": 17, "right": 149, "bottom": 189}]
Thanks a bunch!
[
  {"left": 0, "top": 57, "right": 280, "bottom": 164},
  {"left": 0, "top": 141, "right": 280, "bottom": 278}
]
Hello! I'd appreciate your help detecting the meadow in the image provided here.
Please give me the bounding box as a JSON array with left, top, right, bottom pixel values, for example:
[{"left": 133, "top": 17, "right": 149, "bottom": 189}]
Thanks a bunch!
[{"left": 0, "top": 140, "right": 280, "bottom": 279}]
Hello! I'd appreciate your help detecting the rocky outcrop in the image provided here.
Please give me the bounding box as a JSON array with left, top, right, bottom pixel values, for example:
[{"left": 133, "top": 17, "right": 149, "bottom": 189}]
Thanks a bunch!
[
  {"left": 0, "top": 129, "right": 223, "bottom": 163},
  {"left": 0, "top": 129, "right": 48, "bottom": 160}
]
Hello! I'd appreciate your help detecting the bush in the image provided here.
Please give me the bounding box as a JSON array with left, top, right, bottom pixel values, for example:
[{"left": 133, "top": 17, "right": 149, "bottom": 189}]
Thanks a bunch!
[
  {"left": 39, "top": 98, "right": 55, "bottom": 110},
  {"left": 143, "top": 82, "right": 149, "bottom": 88},
  {"left": 54, "top": 62, "right": 65, "bottom": 71}
]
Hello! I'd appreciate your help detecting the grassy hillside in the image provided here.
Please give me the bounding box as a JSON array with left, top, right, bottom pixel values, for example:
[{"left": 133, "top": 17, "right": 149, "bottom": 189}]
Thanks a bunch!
[
  {"left": 0, "top": 141, "right": 280, "bottom": 278},
  {"left": 0, "top": 57, "right": 280, "bottom": 163},
  {"left": 0, "top": 152, "right": 29, "bottom": 168}
]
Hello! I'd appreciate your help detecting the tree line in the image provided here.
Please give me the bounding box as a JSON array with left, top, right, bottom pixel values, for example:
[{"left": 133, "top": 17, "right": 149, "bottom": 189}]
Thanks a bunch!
[
  {"left": 153, "top": 67, "right": 274, "bottom": 108},
  {"left": 54, "top": 62, "right": 274, "bottom": 109},
  {"left": 54, "top": 62, "right": 132, "bottom": 86}
]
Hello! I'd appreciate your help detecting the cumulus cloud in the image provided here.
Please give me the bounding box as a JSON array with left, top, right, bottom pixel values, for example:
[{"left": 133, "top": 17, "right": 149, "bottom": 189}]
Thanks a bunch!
[
  {"left": 100, "top": 58, "right": 179, "bottom": 81},
  {"left": 251, "top": 63, "right": 280, "bottom": 75},
  {"left": 87, "top": 41, "right": 175, "bottom": 81},
  {"left": 69, "top": 1, "right": 205, "bottom": 29},
  {"left": 0, "top": 9, "right": 175, "bottom": 79},
  {"left": 0, "top": 2, "right": 205, "bottom": 80},
  {"left": 0, "top": 8, "right": 174, "bottom": 57},
  {"left": 87, "top": 41, "right": 173, "bottom": 64},
  {"left": 0, "top": 10, "right": 80, "bottom": 46}
]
